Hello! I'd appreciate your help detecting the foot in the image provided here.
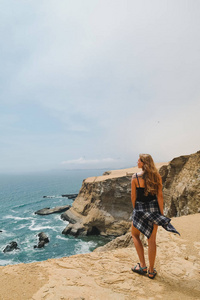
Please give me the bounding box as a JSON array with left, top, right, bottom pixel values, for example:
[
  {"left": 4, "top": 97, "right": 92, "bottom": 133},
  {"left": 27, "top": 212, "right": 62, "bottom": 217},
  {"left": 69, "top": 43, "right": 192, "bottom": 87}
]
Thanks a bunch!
[
  {"left": 131, "top": 263, "right": 147, "bottom": 275},
  {"left": 148, "top": 269, "right": 157, "bottom": 279}
]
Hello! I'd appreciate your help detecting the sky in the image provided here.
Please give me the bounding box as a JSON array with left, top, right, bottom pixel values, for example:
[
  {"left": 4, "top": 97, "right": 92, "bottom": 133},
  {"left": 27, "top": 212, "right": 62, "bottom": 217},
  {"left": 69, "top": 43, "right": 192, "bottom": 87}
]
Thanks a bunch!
[{"left": 0, "top": 0, "right": 200, "bottom": 173}]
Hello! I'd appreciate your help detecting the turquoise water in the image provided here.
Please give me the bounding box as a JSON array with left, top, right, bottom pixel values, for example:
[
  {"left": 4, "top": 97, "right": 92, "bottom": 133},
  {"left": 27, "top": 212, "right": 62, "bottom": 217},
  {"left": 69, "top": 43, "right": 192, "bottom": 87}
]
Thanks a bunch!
[{"left": 0, "top": 169, "right": 110, "bottom": 266}]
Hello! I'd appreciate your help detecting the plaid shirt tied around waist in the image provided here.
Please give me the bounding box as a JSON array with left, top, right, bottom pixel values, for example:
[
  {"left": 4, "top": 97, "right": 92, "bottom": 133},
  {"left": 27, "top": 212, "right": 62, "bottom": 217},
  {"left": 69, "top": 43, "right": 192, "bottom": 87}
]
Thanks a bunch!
[{"left": 132, "top": 199, "right": 180, "bottom": 239}]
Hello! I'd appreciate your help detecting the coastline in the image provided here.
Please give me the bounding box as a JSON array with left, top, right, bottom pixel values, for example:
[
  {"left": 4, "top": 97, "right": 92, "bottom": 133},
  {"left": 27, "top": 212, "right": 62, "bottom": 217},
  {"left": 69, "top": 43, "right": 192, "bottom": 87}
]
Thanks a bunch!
[
  {"left": 1, "top": 153, "right": 200, "bottom": 299},
  {"left": 0, "top": 213, "right": 199, "bottom": 300},
  {"left": 0, "top": 169, "right": 110, "bottom": 266}
]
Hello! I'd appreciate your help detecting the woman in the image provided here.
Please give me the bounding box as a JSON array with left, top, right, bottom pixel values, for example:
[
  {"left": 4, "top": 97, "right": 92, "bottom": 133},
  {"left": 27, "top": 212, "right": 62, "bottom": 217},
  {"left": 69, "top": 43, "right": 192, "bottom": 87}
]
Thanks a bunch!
[{"left": 131, "top": 154, "right": 180, "bottom": 279}]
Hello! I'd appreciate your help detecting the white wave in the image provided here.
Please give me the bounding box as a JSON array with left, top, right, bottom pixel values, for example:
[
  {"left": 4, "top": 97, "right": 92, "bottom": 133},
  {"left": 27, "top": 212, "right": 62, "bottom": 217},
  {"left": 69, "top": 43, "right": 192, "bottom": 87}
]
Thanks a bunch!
[
  {"left": 53, "top": 214, "right": 61, "bottom": 221},
  {"left": 28, "top": 219, "right": 59, "bottom": 232},
  {"left": 20, "top": 236, "right": 37, "bottom": 251},
  {"left": 35, "top": 225, "right": 53, "bottom": 231},
  {"left": 28, "top": 220, "right": 35, "bottom": 229},
  {"left": 3, "top": 215, "right": 33, "bottom": 221},
  {"left": 50, "top": 227, "right": 62, "bottom": 233},
  {"left": 1, "top": 248, "right": 20, "bottom": 255},
  {"left": 53, "top": 223, "right": 69, "bottom": 232},
  {"left": 0, "top": 259, "right": 13, "bottom": 266},
  {"left": 0, "top": 231, "right": 14, "bottom": 238},
  {"left": 30, "top": 212, "right": 36, "bottom": 217},
  {"left": 56, "top": 235, "right": 68, "bottom": 241},
  {"left": 29, "top": 224, "right": 53, "bottom": 232},
  {"left": 75, "top": 240, "right": 97, "bottom": 254},
  {"left": 53, "top": 214, "right": 67, "bottom": 222},
  {"left": 43, "top": 195, "right": 63, "bottom": 199},
  {"left": 15, "top": 224, "right": 27, "bottom": 230}
]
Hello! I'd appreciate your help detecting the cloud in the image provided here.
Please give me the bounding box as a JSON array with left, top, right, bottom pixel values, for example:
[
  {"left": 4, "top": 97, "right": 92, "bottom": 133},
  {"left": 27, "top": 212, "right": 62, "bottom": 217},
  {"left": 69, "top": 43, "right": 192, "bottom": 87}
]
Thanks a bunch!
[
  {"left": 61, "top": 157, "right": 118, "bottom": 165},
  {"left": 0, "top": 1, "right": 199, "bottom": 172}
]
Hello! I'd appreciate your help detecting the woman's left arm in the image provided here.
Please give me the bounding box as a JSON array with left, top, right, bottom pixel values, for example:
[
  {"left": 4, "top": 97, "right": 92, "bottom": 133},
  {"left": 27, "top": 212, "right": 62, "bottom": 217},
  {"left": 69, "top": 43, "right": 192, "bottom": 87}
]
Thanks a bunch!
[{"left": 157, "top": 175, "right": 164, "bottom": 215}]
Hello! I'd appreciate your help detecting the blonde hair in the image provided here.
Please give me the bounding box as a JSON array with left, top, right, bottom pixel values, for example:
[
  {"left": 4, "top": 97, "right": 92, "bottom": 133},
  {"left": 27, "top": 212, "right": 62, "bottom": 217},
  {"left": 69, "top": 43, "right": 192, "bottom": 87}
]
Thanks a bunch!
[{"left": 139, "top": 154, "right": 161, "bottom": 195}]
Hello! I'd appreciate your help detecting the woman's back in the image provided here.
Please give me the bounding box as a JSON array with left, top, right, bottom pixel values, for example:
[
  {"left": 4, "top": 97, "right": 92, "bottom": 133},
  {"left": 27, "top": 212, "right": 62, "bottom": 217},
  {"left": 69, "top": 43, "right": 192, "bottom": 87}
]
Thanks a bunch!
[{"left": 134, "top": 173, "right": 157, "bottom": 203}]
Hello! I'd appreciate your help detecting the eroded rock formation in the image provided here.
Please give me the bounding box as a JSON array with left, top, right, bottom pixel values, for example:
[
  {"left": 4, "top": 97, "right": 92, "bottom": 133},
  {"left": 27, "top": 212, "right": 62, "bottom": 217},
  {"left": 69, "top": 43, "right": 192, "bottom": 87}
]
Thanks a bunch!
[
  {"left": 3, "top": 241, "right": 20, "bottom": 253},
  {"left": 34, "top": 232, "right": 50, "bottom": 249},
  {"left": 61, "top": 174, "right": 133, "bottom": 237},
  {"left": 35, "top": 205, "right": 70, "bottom": 215},
  {"left": 61, "top": 151, "right": 200, "bottom": 237},
  {"left": 160, "top": 151, "right": 200, "bottom": 217}
]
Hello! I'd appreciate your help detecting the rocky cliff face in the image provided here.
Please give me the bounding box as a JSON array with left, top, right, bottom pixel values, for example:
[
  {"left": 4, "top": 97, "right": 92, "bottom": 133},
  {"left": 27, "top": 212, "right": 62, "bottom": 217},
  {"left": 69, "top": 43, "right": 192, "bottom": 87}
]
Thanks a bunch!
[
  {"left": 61, "top": 164, "right": 166, "bottom": 237},
  {"left": 61, "top": 174, "right": 133, "bottom": 236},
  {"left": 61, "top": 151, "right": 200, "bottom": 237},
  {"left": 160, "top": 151, "right": 200, "bottom": 217}
]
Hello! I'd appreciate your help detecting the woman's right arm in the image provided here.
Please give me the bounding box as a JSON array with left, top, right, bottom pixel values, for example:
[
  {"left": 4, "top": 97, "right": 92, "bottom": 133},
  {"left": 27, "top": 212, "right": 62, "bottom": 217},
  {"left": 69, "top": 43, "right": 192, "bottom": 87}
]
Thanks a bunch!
[
  {"left": 157, "top": 175, "right": 164, "bottom": 215},
  {"left": 131, "top": 177, "right": 137, "bottom": 208}
]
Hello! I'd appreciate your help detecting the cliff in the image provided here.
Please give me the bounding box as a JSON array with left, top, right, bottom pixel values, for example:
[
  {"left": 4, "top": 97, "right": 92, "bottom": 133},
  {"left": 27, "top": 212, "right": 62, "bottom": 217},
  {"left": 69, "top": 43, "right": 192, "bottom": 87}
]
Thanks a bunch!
[
  {"left": 62, "top": 173, "right": 133, "bottom": 237},
  {"left": 0, "top": 214, "right": 199, "bottom": 300},
  {"left": 160, "top": 151, "right": 200, "bottom": 217},
  {"left": 61, "top": 163, "right": 167, "bottom": 237},
  {"left": 61, "top": 151, "right": 200, "bottom": 237}
]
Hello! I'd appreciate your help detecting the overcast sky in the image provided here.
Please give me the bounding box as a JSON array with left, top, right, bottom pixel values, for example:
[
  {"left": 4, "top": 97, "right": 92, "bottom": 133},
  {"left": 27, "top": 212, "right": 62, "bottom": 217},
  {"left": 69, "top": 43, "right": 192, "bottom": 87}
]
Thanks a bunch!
[{"left": 0, "top": 0, "right": 199, "bottom": 173}]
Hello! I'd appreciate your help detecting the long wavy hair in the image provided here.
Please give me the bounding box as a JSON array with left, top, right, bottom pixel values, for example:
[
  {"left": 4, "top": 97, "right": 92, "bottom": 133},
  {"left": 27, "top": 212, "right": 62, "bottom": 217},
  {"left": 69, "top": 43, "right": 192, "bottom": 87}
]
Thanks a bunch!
[{"left": 139, "top": 154, "right": 161, "bottom": 195}]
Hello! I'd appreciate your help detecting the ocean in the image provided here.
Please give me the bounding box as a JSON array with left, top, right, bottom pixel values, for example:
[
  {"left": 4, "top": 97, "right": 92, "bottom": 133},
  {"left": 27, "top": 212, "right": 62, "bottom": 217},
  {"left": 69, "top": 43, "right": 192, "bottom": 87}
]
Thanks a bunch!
[{"left": 0, "top": 169, "right": 111, "bottom": 266}]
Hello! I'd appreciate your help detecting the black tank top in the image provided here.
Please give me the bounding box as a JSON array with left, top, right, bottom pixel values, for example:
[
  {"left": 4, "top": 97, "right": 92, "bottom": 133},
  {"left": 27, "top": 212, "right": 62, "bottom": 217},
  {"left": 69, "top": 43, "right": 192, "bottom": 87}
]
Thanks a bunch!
[{"left": 135, "top": 173, "right": 157, "bottom": 203}]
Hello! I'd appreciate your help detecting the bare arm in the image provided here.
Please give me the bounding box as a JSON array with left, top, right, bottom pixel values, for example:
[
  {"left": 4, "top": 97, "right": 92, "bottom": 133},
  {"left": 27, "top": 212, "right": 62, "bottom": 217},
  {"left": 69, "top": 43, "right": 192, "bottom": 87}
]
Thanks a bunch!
[
  {"left": 157, "top": 175, "right": 164, "bottom": 215},
  {"left": 131, "top": 177, "right": 137, "bottom": 208}
]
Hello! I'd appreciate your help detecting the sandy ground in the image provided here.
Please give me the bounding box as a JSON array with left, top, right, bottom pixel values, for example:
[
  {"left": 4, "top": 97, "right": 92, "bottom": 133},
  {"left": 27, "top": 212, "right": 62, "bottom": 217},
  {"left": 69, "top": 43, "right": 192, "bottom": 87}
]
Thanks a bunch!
[
  {"left": 85, "top": 162, "right": 169, "bottom": 182},
  {"left": 0, "top": 213, "right": 199, "bottom": 300}
]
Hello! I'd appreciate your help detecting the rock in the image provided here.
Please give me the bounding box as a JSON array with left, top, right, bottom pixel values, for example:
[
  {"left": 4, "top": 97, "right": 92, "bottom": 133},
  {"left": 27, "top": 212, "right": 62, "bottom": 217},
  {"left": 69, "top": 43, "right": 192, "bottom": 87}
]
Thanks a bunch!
[
  {"left": 94, "top": 232, "right": 133, "bottom": 252},
  {"left": 3, "top": 241, "right": 20, "bottom": 253},
  {"left": 0, "top": 230, "right": 2, "bottom": 233},
  {"left": 61, "top": 194, "right": 78, "bottom": 199},
  {"left": 37, "top": 240, "right": 46, "bottom": 248},
  {"left": 61, "top": 150, "right": 200, "bottom": 238},
  {"left": 62, "top": 163, "right": 166, "bottom": 237},
  {"left": 38, "top": 232, "right": 49, "bottom": 243},
  {"left": 61, "top": 209, "right": 83, "bottom": 224},
  {"left": 35, "top": 205, "right": 70, "bottom": 215},
  {"left": 43, "top": 194, "right": 78, "bottom": 199},
  {"left": 1, "top": 214, "right": 199, "bottom": 300},
  {"left": 62, "top": 223, "right": 87, "bottom": 236},
  {"left": 103, "top": 171, "right": 111, "bottom": 175},
  {"left": 34, "top": 240, "right": 46, "bottom": 249},
  {"left": 34, "top": 232, "right": 49, "bottom": 249},
  {"left": 160, "top": 151, "right": 200, "bottom": 217},
  {"left": 94, "top": 232, "right": 147, "bottom": 252}
]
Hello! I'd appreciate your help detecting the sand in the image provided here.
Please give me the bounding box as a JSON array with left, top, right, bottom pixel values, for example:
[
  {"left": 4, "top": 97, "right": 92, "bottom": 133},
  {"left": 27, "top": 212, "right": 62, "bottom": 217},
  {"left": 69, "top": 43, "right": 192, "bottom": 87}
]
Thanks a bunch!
[
  {"left": 85, "top": 162, "right": 169, "bottom": 183},
  {"left": 0, "top": 213, "right": 199, "bottom": 300}
]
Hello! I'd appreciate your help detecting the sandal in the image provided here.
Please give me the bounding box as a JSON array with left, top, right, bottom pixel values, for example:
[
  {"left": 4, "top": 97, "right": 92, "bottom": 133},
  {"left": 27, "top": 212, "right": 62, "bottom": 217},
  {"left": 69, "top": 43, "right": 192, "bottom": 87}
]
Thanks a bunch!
[
  {"left": 131, "top": 263, "right": 147, "bottom": 275},
  {"left": 148, "top": 269, "right": 157, "bottom": 279}
]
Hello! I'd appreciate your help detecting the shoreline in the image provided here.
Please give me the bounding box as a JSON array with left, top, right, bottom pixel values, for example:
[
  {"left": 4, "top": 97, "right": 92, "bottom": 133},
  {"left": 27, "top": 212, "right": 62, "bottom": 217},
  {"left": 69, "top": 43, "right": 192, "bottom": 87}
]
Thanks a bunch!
[
  {"left": 0, "top": 213, "right": 199, "bottom": 300},
  {"left": 1, "top": 153, "right": 200, "bottom": 299}
]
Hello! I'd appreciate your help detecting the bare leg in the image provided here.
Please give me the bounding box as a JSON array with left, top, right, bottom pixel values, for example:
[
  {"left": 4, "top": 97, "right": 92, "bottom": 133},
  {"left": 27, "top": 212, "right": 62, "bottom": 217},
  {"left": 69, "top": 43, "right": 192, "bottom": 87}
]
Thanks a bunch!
[
  {"left": 147, "top": 224, "right": 158, "bottom": 275},
  {"left": 131, "top": 224, "right": 146, "bottom": 269}
]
